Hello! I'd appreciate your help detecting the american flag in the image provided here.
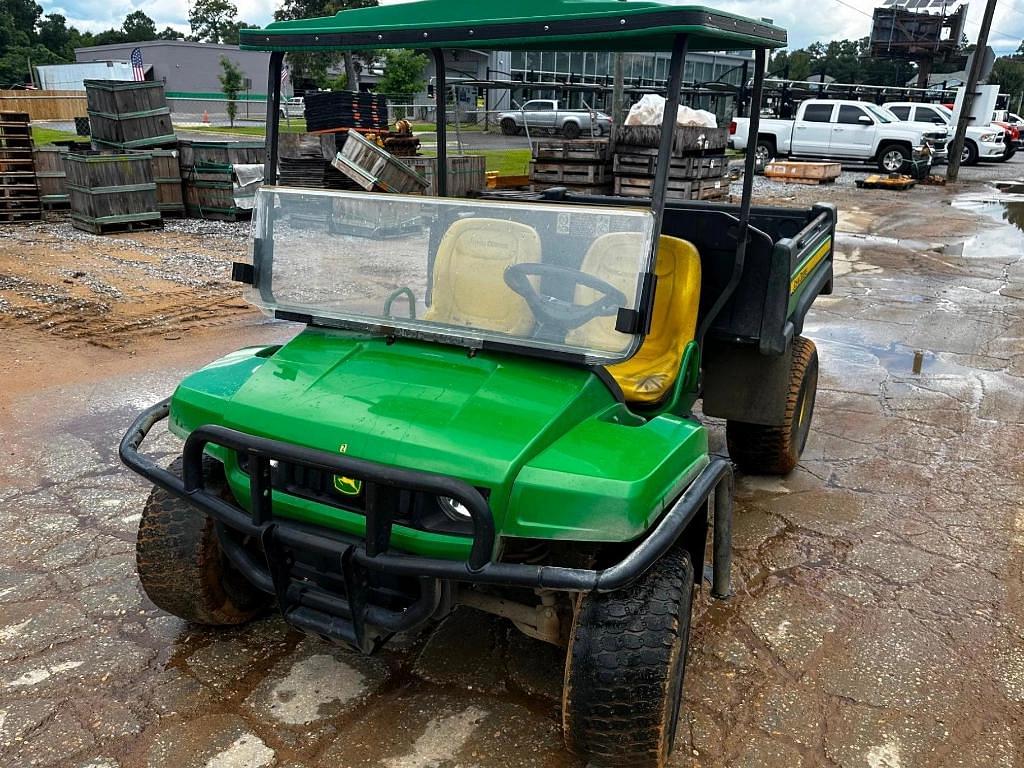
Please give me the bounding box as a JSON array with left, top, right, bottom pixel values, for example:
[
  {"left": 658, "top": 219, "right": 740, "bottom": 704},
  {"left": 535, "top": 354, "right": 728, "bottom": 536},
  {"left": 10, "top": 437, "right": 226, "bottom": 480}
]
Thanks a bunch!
[
  {"left": 281, "top": 62, "right": 290, "bottom": 87},
  {"left": 130, "top": 48, "right": 145, "bottom": 81}
]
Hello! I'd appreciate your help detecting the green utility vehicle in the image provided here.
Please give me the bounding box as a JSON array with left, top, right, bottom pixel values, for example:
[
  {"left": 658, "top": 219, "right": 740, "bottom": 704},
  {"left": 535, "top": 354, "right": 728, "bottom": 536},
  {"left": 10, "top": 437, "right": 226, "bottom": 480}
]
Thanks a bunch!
[{"left": 122, "top": 3, "right": 835, "bottom": 765}]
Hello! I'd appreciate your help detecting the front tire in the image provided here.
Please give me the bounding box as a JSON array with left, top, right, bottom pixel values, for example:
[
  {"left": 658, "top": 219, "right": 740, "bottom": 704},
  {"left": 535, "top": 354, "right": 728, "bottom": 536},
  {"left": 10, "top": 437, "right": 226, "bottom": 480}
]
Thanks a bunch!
[
  {"left": 563, "top": 547, "right": 695, "bottom": 768},
  {"left": 960, "top": 140, "right": 981, "bottom": 166},
  {"left": 136, "top": 457, "right": 268, "bottom": 625},
  {"left": 500, "top": 118, "right": 518, "bottom": 136},
  {"left": 726, "top": 336, "right": 819, "bottom": 475},
  {"left": 877, "top": 143, "right": 910, "bottom": 173}
]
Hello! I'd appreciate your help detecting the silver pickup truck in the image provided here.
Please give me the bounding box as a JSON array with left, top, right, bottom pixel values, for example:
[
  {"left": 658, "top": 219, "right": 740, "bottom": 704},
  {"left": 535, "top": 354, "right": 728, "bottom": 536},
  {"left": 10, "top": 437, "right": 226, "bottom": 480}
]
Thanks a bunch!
[{"left": 498, "top": 99, "right": 611, "bottom": 139}]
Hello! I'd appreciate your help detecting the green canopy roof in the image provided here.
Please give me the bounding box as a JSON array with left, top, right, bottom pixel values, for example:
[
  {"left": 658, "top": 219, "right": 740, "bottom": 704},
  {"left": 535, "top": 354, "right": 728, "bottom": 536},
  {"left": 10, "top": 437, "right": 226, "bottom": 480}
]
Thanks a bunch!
[{"left": 239, "top": 0, "right": 786, "bottom": 53}]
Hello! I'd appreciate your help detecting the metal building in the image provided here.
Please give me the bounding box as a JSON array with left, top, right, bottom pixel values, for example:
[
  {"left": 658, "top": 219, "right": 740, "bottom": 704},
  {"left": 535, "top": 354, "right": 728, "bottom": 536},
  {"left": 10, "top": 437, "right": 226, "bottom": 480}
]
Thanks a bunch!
[{"left": 75, "top": 41, "right": 273, "bottom": 119}]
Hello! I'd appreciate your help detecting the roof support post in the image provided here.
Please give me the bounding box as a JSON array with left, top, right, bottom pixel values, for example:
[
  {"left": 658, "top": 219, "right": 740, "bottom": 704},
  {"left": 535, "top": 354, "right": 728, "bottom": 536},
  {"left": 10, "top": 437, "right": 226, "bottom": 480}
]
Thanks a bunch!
[
  {"left": 432, "top": 48, "right": 448, "bottom": 197},
  {"left": 651, "top": 33, "right": 689, "bottom": 238},
  {"left": 264, "top": 51, "right": 284, "bottom": 186},
  {"left": 696, "top": 47, "right": 766, "bottom": 344}
]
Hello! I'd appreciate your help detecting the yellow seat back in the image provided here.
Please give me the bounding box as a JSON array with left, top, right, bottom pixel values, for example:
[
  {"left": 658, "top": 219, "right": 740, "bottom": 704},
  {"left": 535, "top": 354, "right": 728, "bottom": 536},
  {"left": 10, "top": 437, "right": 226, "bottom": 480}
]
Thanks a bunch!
[
  {"left": 569, "top": 234, "right": 701, "bottom": 404},
  {"left": 423, "top": 218, "right": 541, "bottom": 335}
]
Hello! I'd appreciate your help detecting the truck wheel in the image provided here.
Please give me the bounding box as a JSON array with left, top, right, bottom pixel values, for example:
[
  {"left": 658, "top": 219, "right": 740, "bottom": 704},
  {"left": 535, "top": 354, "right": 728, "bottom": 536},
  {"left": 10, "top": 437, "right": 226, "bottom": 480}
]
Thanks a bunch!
[
  {"left": 997, "top": 145, "right": 1015, "bottom": 162},
  {"left": 726, "top": 336, "right": 818, "bottom": 475},
  {"left": 136, "top": 457, "right": 268, "bottom": 625},
  {"left": 961, "top": 140, "right": 979, "bottom": 166},
  {"left": 754, "top": 137, "right": 775, "bottom": 166},
  {"left": 563, "top": 547, "right": 695, "bottom": 768},
  {"left": 877, "top": 143, "right": 910, "bottom": 173},
  {"left": 562, "top": 121, "right": 582, "bottom": 140},
  {"left": 500, "top": 118, "right": 518, "bottom": 136}
]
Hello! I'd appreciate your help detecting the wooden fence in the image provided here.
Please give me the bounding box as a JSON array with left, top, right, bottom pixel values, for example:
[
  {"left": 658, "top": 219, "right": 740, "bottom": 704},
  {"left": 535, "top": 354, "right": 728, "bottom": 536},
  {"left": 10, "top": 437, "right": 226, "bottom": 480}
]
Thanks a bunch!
[{"left": 0, "top": 91, "right": 88, "bottom": 121}]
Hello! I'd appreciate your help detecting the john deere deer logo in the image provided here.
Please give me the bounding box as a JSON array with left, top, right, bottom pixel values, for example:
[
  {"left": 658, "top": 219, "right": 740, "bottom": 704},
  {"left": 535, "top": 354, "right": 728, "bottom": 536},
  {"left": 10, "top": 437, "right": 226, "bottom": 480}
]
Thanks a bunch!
[
  {"left": 333, "top": 443, "right": 362, "bottom": 496},
  {"left": 334, "top": 476, "right": 363, "bottom": 496}
]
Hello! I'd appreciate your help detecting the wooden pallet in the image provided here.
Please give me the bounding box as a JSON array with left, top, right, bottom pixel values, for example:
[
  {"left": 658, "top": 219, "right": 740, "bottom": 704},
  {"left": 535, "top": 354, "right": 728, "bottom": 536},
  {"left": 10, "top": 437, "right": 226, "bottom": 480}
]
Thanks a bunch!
[
  {"left": 529, "top": 161, "right": 612, "bottom": 185},
  {"left": 71, "top": 214, "right": 163, "bottom": 235},
  {"left": 614, "top": 176, "right": 727, "bottom": 201},
  {"left": 532, "top": 139, "right": 611, "bottom": 162},
  {"left": 614, "top": 152, "right": 728, "bottom": 179}
]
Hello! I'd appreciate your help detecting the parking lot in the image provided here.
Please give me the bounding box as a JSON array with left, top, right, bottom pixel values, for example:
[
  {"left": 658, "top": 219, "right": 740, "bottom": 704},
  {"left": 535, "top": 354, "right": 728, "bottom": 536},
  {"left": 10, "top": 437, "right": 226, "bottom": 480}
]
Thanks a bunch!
[{"left": 1, "top": 159, "right": 1022, "bottom": 767}]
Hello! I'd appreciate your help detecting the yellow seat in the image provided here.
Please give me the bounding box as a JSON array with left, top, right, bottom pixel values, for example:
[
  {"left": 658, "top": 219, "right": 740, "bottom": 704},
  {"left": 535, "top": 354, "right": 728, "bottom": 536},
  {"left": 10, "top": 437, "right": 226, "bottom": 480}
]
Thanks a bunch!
[
  {"left": 423, "top": 218, "right": 541, "bottom": 335},
  {"left": 569, "top": 234, "right": 702, "bottom": 405}
]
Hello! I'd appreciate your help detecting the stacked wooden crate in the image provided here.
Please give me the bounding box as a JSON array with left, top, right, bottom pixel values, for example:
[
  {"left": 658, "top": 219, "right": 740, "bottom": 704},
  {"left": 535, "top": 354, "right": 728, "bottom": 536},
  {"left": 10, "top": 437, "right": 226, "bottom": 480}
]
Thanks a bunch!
[
  {"left": 402, "top": 155, "right": 487, "bottom": 197},
  {"left": 84, "top": 80, "right": 175, "bottom": 151},
  {"left": 0, "top": 112, "right": 41, "bottom": 223},
  {"left": 65, "top": 152, "right": 161, "bottom": 234},
  {"left": 529, "top": 139, "right": 612, "bottom": 195},
  {"left": 613, "top": 126, "right": 730, "bottom": 202},
  {"left": 33, "top": 146, "right": 69, "bottom": 209},
  {"left": 178, "top": 140, "right": 265, "bottom": 220},
  {"left": 143, "top": 149, "right": 185, "bottom": 217}
]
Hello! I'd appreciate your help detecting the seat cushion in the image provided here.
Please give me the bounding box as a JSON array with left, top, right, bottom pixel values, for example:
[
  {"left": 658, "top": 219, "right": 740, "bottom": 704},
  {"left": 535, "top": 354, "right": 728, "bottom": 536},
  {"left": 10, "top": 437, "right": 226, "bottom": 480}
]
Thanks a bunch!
[
  {"left": 423, "top": 218, "right": 541, "bottom": 335},
  {"left": 568, "top": 233, "right": 701, "bottom": 404}
]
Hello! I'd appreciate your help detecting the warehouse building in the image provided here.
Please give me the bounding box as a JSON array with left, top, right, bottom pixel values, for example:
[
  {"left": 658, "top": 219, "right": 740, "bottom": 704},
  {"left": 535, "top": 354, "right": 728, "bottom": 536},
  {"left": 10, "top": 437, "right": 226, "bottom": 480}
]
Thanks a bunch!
[{"left": 75, "top": 40, "right": 275, "bottom": 119}]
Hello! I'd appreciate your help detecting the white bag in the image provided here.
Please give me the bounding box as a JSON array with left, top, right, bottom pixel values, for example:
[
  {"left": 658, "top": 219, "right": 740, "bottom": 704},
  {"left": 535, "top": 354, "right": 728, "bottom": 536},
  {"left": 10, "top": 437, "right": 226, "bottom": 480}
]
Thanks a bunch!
[{"left": 625, "top": 94, "right": 718, "bottom": 128}]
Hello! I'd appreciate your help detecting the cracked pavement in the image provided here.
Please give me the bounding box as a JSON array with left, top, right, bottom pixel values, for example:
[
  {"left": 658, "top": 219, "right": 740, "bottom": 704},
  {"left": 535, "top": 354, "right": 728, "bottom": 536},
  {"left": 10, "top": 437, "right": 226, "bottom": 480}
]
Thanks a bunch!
[{"left": 1, "top": 166, "right": 1023, "bottom": 767}]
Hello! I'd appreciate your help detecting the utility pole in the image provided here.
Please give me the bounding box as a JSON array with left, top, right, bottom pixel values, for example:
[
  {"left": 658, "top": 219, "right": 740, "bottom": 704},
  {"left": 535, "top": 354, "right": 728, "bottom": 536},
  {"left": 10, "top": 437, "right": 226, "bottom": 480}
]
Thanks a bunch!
[
  {"left": 946, "top": 0, "right": 998, "bottom": 181},
  {"left": 610, "top": 52, "right": 624, "bottom": 148}
]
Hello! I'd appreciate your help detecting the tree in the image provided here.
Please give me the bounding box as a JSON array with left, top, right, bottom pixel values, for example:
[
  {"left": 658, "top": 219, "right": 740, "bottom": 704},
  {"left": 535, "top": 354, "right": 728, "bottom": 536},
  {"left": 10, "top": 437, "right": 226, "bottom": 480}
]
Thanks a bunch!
[
  {"left": 122, "top": 10, "right": 157, "bottom": 42},
  {"left": 989, "top": 56, "right": 1024, "bottom": 111},
  {"left": 189, "top": 0, "right": 238, "bottom": 44},
  {"left": 219, "top": 56, "right": 243, "bottom": 126},
  {"left": 157, "top": 26, "right": 184, "bottom": 40},
  {"left": 274, "top": 0, "right": 378, "bottom": 90},
  {"left": 376, "top": 49, "right": 427, "bottom": 110}
]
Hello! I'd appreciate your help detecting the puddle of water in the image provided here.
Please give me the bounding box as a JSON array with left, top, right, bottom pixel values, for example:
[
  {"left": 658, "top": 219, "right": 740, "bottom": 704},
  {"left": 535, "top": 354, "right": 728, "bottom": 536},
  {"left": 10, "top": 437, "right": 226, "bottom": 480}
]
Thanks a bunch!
[
  {"left": 949, "top": 191, "right": 1024, "bottom": 259},
  {"left": 808, "top": 325, "right": 961, "bottom": 375}
]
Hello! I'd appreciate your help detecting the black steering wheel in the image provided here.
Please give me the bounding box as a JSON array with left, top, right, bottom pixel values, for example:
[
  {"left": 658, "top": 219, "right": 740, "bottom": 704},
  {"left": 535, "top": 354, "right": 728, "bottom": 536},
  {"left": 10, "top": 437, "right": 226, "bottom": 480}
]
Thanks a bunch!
[{"left": 503, "top": 263, "right": 627, "bottom": 332}]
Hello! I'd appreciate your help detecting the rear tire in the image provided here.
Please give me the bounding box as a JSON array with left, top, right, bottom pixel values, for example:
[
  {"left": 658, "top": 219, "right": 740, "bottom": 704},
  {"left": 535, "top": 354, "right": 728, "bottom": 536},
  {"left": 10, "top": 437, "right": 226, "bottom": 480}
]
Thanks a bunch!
[
  {"left": 562, "top": 547, "right": 695, "bottom": 768},
  {"left": 562, "top": 121, "right": 582, "bottom": 140},
  {"left": 136, "top": 457, "right": 268, "bottom": 625},
  {"left": 754, "top": 137, "right": 776, "bottom": 167},
  {"left": 500, "top": 118, "right": 518, "bottom": 136},
  {"left": 726, "top": 336, "right": 819, "bottom": 475}
]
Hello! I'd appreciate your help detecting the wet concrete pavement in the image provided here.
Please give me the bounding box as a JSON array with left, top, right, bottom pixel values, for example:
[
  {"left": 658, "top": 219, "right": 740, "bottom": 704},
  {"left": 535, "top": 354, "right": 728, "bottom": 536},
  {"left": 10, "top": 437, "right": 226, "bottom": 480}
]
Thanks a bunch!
[{"left": 1, "top": 171, "right": 1023, "bottom": 767}]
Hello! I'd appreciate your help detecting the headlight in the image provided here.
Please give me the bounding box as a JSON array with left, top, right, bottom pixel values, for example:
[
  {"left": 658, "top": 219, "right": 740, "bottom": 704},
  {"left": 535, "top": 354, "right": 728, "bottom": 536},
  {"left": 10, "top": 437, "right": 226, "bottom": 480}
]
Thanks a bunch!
[
  {"left": 980, "top": 132, "right": 1002, "bottom": 142},
  {"left": 438, "top": 496, "right": 473, "bottom": 522}
]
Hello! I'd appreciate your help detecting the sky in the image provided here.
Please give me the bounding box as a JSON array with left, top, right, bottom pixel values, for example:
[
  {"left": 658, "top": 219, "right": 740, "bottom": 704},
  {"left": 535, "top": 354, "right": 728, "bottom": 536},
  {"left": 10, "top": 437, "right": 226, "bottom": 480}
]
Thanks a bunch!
[{"left": 36, "top": 0, "right": 1024, "bottom": 56}]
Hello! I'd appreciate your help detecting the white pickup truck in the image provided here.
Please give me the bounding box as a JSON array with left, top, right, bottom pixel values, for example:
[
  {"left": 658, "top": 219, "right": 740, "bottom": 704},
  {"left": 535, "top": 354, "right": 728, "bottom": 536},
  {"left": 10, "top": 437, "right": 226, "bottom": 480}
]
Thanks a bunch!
[
  {"left": 498, "top": 99, "right": 612, "bottom": 139},
  {"left": 730, "top": 99, "right": 950, "bottom": 172},
  {"left": 883, "top": 102, "right": 1008, "bottom": 164}
]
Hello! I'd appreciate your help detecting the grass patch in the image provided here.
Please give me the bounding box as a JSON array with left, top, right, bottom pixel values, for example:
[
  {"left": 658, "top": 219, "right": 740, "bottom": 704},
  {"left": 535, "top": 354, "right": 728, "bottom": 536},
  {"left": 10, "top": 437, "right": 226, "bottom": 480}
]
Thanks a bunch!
[
  {"left": 32, "top": 126, "right": 82, "bottom": 145},
  {"left": 423, "top": 148, "right": 531, "bottom": 176},
  {"left": 177, "top": 121, "right": 309, "bottom": 136},
  {"left": 409, "top": 121, "right": 486, "bottom": 133}
]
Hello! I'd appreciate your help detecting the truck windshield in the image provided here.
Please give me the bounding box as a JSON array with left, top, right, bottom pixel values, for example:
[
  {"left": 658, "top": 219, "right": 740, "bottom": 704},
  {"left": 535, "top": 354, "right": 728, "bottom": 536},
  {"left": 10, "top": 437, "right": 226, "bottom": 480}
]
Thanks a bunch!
[
  {"left": 247, "top": 187, "right": 657, "bottom": 364},
  {"left": 864, "top": 104, "right": 895, "bottom": 124}
]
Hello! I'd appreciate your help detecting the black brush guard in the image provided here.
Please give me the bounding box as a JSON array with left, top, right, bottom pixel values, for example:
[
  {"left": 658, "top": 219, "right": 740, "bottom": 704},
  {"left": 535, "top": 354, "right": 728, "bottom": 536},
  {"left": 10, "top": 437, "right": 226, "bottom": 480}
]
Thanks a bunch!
[{"left": 121, "top": 398, "right": 734, "bottom": 653}]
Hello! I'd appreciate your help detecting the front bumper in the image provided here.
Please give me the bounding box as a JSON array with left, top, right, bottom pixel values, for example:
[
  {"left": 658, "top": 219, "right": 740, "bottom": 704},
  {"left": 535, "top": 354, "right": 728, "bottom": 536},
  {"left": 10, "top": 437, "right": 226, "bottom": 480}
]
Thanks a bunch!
[{"left": 121, "top": 399, "right": 734, "bottom": 652}]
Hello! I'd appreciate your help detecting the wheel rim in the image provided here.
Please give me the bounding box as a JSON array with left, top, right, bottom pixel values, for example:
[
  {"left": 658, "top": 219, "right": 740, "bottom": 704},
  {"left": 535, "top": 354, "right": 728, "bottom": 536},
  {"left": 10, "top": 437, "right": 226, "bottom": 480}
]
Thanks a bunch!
[
  {"left": 962, "top": 146, "right": 971, "bottom": 163},
  {"left": 882, "top": 150, "right": 904, "bottom": 172},
  {"left": 755, "top": 144, "right": 771, "bottom": 165}
]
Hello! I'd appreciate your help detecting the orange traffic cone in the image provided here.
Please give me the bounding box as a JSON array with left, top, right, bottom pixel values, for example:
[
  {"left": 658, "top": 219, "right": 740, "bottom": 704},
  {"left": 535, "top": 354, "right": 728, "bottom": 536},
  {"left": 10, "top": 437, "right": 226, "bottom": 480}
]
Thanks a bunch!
[{"left": 202, "top": 110, "right": 210, "bottom": 124}]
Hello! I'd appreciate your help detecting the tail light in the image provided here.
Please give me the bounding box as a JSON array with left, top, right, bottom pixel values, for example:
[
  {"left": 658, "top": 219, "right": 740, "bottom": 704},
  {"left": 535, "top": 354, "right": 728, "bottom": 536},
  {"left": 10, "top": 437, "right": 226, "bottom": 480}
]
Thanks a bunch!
[{"left": 729, "top": 120, "right": 737, "bottom": 135}]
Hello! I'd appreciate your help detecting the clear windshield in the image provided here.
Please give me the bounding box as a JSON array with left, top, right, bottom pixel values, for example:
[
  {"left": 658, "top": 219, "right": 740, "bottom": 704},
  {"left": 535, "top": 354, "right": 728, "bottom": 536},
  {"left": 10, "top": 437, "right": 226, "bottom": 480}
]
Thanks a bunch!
[
  {"left": 865, "top": 104, "right": 895, "bottom": 124},
  {"left": 246, "top": 187, "right": 657, "bottom": 364}
]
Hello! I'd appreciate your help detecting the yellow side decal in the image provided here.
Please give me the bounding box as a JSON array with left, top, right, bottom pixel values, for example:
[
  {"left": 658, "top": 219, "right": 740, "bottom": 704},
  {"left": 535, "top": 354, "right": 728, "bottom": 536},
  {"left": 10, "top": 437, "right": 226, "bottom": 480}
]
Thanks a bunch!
[{"left": 790, "top": 238, "right": 831, "bottom": 294}]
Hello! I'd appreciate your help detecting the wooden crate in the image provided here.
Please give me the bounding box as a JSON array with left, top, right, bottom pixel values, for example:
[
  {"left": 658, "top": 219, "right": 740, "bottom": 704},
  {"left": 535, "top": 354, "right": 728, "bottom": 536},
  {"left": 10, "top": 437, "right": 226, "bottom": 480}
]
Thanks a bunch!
[
  {"left": 0, "top": 112, "right": 41, "bottom": 223},
  {"left": 764, "top": 161, "right": 841, "bottom": 184},
  {"left": 614, "top": 175, "right": 727, "bottom": 201},
  {"left": 84, "top": 80, "right": 174, "bottom": 150},
  {"left": 402, "top": 155, "right": 487, "bottom": 197},
  {"left": 134, "top": 149, "right": 184, "bottom": 217},
  {"left": 178, "top": 139, "right": 265, "bottom": 173},
  {"left": 332, "top": 131, "right": 429, "bottom": 194},
  {"left": 532, "top": 139, "right": 611, "bottom": 162},
  {"left": 529, "top": 161, "right": 612, "bottom": 185},
  {"left": 617, "top": 125, "right": 729, "bottom": 154},
  {"left": 33, "top": 146, "right": 69, "bottom": 208},
  {"left": 183, "top": 162, "right": 251, "bottom": 221},
  {"left": 65, "top": 152, "right": 161, "bottom": 234}
]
